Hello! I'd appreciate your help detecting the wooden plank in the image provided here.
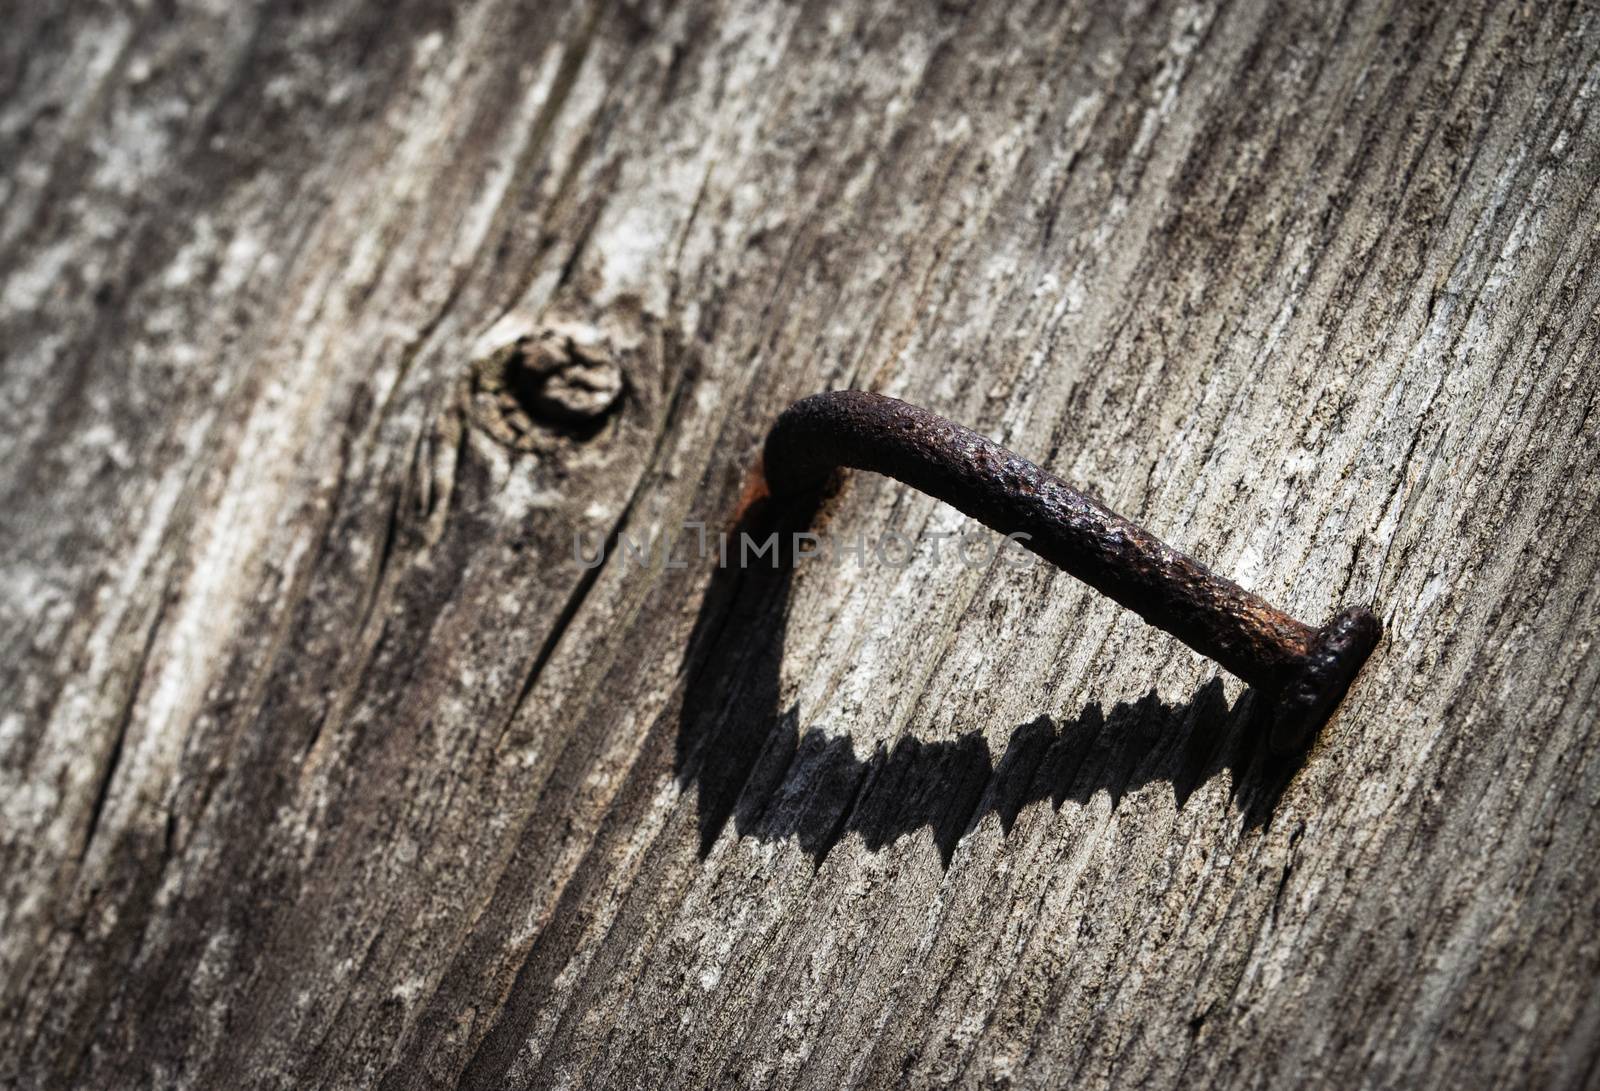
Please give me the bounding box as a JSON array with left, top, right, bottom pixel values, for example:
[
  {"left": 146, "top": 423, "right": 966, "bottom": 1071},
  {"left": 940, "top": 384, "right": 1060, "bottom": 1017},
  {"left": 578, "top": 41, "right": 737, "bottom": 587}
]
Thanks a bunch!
[{"left": 2, "top": 1, "right": 1597, "bottom": 1087}]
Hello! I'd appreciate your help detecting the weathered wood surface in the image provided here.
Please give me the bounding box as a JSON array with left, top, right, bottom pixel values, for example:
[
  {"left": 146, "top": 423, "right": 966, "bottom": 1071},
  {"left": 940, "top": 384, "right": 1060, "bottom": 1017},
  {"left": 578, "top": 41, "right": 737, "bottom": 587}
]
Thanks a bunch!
[{"left": 3, "top": 1, "right": 1599, "bottom": 1087}]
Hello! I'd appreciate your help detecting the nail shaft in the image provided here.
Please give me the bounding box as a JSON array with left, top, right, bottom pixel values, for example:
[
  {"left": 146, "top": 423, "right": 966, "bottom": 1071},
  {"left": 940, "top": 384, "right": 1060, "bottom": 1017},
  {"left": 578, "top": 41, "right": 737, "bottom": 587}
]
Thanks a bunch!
[{"left": 763, "top": 391, "right": 1380, "bottom": 752}]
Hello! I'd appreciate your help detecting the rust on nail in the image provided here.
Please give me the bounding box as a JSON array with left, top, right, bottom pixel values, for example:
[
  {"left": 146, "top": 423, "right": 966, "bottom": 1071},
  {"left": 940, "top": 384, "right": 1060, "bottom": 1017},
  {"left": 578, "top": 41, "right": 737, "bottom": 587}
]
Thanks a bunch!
[{"left": 762, "top": 390, "right": 1381, "bottom": 754}]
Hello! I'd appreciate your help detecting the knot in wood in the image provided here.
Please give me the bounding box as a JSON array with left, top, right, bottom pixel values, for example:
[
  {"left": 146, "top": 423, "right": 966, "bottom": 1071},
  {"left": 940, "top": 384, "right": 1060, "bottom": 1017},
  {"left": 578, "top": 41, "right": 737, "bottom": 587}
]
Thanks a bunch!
[{"left": 467, "top": 322, "right": 625, "bottom": 450}]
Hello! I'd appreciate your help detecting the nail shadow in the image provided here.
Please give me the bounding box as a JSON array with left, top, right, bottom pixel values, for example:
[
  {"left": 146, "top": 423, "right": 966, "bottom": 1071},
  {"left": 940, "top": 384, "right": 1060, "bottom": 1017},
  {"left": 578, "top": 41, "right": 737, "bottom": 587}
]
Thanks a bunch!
[{"left": 676, "top": 491, "right": 1306, "bottom": 868}]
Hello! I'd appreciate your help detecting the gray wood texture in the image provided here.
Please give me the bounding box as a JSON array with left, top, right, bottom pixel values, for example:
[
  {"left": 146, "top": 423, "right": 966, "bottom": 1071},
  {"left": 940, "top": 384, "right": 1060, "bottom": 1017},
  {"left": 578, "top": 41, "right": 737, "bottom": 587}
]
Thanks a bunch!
[{"left": 3, "top": 1, "right": 1599, "bottom": 1087}]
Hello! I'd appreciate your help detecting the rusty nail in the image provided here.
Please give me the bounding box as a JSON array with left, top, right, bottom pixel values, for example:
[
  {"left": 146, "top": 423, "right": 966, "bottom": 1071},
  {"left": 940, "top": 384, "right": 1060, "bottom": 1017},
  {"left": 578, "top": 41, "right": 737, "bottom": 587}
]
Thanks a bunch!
[{"left": 762, "top": 390, "right": 1380, "bottom": 754}]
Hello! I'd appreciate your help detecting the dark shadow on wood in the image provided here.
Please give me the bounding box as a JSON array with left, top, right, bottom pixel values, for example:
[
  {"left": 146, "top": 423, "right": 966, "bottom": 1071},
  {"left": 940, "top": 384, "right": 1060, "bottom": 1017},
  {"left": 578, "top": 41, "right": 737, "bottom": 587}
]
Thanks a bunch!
[{"left": 676, "top": 491, "right": 1307, "bottom": 869}]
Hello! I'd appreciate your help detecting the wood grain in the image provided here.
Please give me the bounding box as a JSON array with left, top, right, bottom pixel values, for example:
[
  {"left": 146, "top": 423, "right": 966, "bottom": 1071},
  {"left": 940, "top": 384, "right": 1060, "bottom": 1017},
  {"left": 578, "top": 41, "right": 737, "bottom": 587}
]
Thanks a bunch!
[{"left": 2, "top": 1, "right": 1598, "bottom": 1087}]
